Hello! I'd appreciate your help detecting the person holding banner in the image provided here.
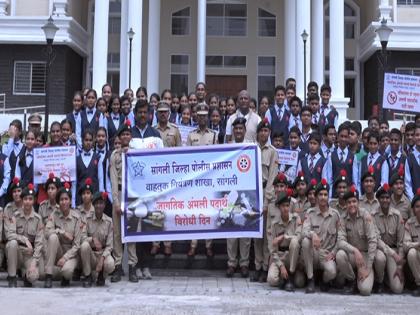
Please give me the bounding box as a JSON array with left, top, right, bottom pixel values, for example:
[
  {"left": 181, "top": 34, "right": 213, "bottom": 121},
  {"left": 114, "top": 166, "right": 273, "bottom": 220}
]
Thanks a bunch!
[
  {"left": 186, "top": 103, "right": 218, "bottom": 260},
  {"left": 251, "top": 118, "right": 278, "bottom": 283},
  {"left": 226, "top": 117, "right": 252, "bottom": 278},
  {"left": 110, "top": 120, "right": 139, "bottom": 283}
]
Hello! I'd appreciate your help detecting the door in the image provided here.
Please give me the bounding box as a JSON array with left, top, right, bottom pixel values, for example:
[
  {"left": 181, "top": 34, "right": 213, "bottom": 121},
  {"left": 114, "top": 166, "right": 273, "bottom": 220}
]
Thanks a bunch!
[{"left": 205, "top": 75, "right": 247, "bottom": 98}]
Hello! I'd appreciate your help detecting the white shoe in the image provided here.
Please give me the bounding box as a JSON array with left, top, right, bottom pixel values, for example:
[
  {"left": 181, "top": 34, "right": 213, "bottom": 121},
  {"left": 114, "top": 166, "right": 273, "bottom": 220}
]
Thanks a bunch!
[{"left": 142, "top": 267, "right": 152, "bottom": 280}]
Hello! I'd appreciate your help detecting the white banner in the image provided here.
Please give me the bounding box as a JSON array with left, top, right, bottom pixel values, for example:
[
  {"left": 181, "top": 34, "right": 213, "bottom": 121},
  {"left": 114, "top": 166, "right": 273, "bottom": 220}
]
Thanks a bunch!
[
  {"left": 383, "top": 72, "right": 420, "bottom": 113},
  {"left": 33, "top": 146, "right": 77, "bottom": 184},
  {"left": 177, "top": 125, "right": 196, "bottom": 146},
  {"left": 121, "top": 144, "right": 263, "bottom": 242},
  {"left": 277, "top": 149, "right": 299, "bottom": 166}
]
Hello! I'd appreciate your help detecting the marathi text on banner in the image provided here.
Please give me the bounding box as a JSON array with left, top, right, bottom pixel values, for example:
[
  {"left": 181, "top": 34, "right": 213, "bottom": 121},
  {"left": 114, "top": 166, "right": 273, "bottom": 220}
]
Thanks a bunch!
[
  {"left": 121, "top": 144, "right": 263, "bottom": 242},
  {"left": 33, "top": 145, "right": 77, "bottom": 184},
  {"left": 277, "top": 149, "right": 299, "bottom": 166},
  {"left": 382, "top": 72, "right": 420, "bottom": 113}
]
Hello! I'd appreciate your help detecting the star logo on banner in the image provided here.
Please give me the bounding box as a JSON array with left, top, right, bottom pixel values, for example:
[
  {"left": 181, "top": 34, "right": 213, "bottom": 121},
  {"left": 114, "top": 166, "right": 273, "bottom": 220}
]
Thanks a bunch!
[{"left": 131, "top": 161, "right": 145, "bottom": 178}]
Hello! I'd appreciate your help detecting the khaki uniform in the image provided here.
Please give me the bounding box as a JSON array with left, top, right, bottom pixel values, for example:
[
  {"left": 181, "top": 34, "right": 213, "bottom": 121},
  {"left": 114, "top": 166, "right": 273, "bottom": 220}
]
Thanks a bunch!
[
  {"left": 80, "top": 212, "right": 115, "bottom": 278},
  {"left": 267, "top": 196, "right": 298, "bottom": 236},
  {"left": 372, "top": 207, "right": 405, "bottom": 293},
  {"left": 359, "top": 195, "right": 380, "bottom": 214},
  {"left": 38, "top": 200, "right": 59, "bottom": 225},
  {"left": 403, "top": 216, "right": 420, "bottom": 286},
  {"left": 187, "top": 127, "right": 218, "bottom": 249},
  {"left": 329, "top": 199, "right": 347, "bottom": 217},
  {"left": 76, "top": 204, "right": 95, "bottom": 224},
  {"left": 110, "top": 148, "right": 137, "bottom": 266},
  {"left": 45, "top": 209, "right": 82, "bottom": 280},
  {"left": 2, "top": 202, "right": 20, "bottom": 267},
  {"left": 5, "top": 208, "right": 44, "bottom": 283},
  {"left": 267, "top": 212, "right": 304, "bottom": 287},
  {"left": 336, "top": 208, "right": 378, "bottom": 296},
  {"left": 302, "top": 207, "right": 340, "bottom": 283},
  {"left": 390, "top": 194, "right": 412, "bottom": 222},
  {"left": 291, "top": 197, "right": 312, "bottom": 222},
  {"left": 254, "top": 143, "right": 277, "bottom": 271},
  {"left": 4, "top": 201, "right": 21, "bottom": 218}
]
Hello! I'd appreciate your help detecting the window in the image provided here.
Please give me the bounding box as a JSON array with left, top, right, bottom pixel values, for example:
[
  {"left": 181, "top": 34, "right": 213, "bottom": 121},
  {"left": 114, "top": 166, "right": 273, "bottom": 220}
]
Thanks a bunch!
[
  {"left": 107, "top": 73, "right": 120, "bottom": 91},
  {"left": 345, "top": 78, "right": 355, "bottom": 108},
  {"left": 13, "top": 61, "right": 46, "bottom": 95},
  {"left": 397, "top": 0, "right": 420, "bottom": 5},
  {"left": 345, "top": 58, "right": 354, "bottom": 71},
  {"left": 172, "top": 7, "right": 191, "bottom": 36},
  {"left": 107, "top": 53, "right": 120, "bottom": 68},
  {"left": 258, "top": 8, "right": 276, "bottom": 37},
  {"left": 171, "top": 55, "right": 189, "bottom": 95},
  {"left": 109, "top": 1, "right": 121, "bottom": 12},
  {"left": 207, "top": 3, "right": 247, "bottom": 36},
  {"left": 257, "top": 57, "right": 275, "bottom": 101},
  {"left": 109, "top": 17, "right": 121, "bottom": 34},
  {"left": 395, "top": 68, "right": 420, "bottom": 76},
  {"left": 206, "top": 55, "right": 246, "bottom": 68}
]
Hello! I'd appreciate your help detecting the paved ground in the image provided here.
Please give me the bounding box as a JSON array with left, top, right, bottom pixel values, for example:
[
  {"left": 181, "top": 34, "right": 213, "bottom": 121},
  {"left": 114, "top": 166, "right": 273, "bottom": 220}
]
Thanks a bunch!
[{"left": 0, "top": 270, "right": 419, "bottom": 315}]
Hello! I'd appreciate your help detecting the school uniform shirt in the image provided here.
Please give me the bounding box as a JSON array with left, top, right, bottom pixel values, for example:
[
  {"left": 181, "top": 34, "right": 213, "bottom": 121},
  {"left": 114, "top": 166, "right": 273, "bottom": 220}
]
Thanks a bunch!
[
  {"left": 106, "top": 113, "right": 124, "bottom": 149},
  {"left": 405, "top": 147, "right": 420, "bottom": 200},
  {"left": 312, "top": 112, "right": 321, "bottom": 125},
  {"left": 288, "top": 114, "right": 302, "bottom": 132},
  {"left": 297, "top": 152, "right": 325, "bottom": 184},
  {"left": 264, "top": 104, "right": 290, "bottom": 145},
  {"left": 4, "top": 138, "right": 24, "bottom": 179},
  {"left": 0, "top": 153, "right": 11, "bottom": 198},
  {"left": 81, "top": 107, "right": 105, "bottom": 135},
  {"left": 74, "top": 149, "right": 100, "bottom": 206},
  {"left": 387, "top": 151, "right": 406, "bottom": 181},
  {"left": 95, "top": 146, "right": 108, "bottom": 193},
  {"left": 123, "top": 110, "right": 136, "bottom": 127},
  {"left": 321, "top": 142, "right": 335, "bottom": 159},
  {"left": 14, "top": 147, "right": 34, "bottom": 184},
  {"left": 225, "top": 110, "right": 262, "bottom": 143},
  {"left": 299, "top": 128, "right": 313, "bottom": 154},
  {"left": 357, "top": 151, "right": 389, "bottom": 194},
  {"left": 65, "top": 110, "right": 82, "bottom": 150},
  {"left": 319, "top": 104, "right": 339, "bottom": 129}
]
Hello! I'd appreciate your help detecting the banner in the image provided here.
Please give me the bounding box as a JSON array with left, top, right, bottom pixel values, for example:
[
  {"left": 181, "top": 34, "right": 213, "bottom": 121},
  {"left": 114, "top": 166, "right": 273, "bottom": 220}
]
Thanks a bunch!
[
  {"left": 121, "top": 144, "right": 263, "bottom": 242},
  {"left": 177, "top": 125, "right": 196, "bottom": 146},
  {"left": 33, "top": 146, "right": 77, "bottom": 184},
  {"left": 277, "top": 149, "right": 299, "bottom": 166},
  {"left": 383, "top": 72, "right": 420, "bottom": 113}
]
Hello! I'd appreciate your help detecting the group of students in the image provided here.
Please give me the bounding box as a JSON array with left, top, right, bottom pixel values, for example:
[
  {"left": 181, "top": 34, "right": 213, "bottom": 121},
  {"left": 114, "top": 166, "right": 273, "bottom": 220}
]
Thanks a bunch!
[{"left": 0, "top": 79, "right": 419, "bottom": 297}]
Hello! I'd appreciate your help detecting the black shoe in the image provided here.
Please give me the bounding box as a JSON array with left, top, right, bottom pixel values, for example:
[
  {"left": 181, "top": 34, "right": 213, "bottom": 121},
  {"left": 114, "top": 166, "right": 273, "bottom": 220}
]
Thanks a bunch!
[
  {"left": 343, "top": 280, "right": 356, "bottom": 295},
  {"left": 240, "top": 266, "right": 249, "bottom": 278},
  {"left": 185, "top": 256, "right": 194, "bottom": 269},
  {"left": 226, "top": 266, "right": 235, "bottom": 278},
  {"left": 285, "top": 273, "right": 295, "bottom": 292},
  {"left": 96, "top": 271, "right": 105, "bottom": 286},
  {"left": 82, "top": 275, "right": 92, "bottom": 288},
  {"left": 23, "top": 276, "right": 32, "bottom": 288},
  {"left": 374, "top": 282, "right": 384, "bottom": 294},
  {"left": 61, "top": 278, "right": 70, "bottom": 287},
  {"left": 72, "top": 269, "right": 82, "bottom": 281},
  {"left": 305, "top": 278, "right": 315, "bottom": 294},
  {"left": 250, "top": 269, "right": 261, "bottom": 282},
  {"left": 128, "top": 265, "right": 139, "bottom": 283},
  {"left": 259, "top": 271, "right": 268, "bottom": 283},
  {"left": 320, "top": 281, "right": 330, "bottom": 292},
  {"left": 413, "top": 285, "right": 420, "bottom": 297},
  {"left": 111, "top": 265, "right": 122, "bottom": 283},
  {"left": 8, "top": 276, "right": 17, "bottom": 288},
  {"left": 44, "top": 274, "right": 53, "bottom": 288}
]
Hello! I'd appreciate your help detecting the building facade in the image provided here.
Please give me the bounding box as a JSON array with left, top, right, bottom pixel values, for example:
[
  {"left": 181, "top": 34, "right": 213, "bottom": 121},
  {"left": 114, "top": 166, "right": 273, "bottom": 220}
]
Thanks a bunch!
[{"left": 0, "top": 0, "right": 419, "bottom": 119}]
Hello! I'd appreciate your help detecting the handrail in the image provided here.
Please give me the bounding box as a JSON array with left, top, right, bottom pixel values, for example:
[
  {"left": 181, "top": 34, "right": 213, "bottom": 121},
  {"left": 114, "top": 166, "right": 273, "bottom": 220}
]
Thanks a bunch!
[{"left": 2, "top": 105, "right": 45, "bottom": 114}]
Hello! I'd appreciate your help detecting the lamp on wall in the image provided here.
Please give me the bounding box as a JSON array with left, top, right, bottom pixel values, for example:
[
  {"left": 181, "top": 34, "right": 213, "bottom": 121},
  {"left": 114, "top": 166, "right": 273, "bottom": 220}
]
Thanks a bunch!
[
  {"left": 301, "top": 29, "right": 309, "bottom": 105},
  {"left": 127, "top": 27, "right": 135, "bottom": 89}
]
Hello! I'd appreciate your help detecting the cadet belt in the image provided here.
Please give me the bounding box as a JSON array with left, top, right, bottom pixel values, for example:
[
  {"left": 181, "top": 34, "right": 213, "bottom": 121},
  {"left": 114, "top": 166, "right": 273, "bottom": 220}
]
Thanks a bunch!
[
  {"left": 118, "top": 184, "right": 122, "bottom": 191},
  {"left": 263, "top": 180, "right": 267, "bottom": 189},
  {"left": 278, "top": 246, "right": 289, "bottom": 252}
]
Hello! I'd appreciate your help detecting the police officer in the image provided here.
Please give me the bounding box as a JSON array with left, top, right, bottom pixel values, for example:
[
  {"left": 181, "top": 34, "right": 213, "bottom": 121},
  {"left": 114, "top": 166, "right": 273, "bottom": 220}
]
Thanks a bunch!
[
  {"left": 404, "top": 188, "right": 420, "bottom": 296},
  {"left": 151, "top": 101, "right": 182, "bottom": 256},
  {"left": 110, "top": 121, "right": 138, "bottom": 282},
  {"left": 336, "top": 186, "right": 378, "bottom": 296},
  {"left": 186, "top": 103, "right": 217, "bottom": 258},
  {"left": 251, "top": 118, "right": 278, "bottom": 282},
  {"left": 5, "top": 184, "right": 43, "bottom": 287},
  {"left": 302, "top": 179, "right": 340, "bottom": 293},
  {"left": 371, "top": 183, "right": 405, "bottom": 294},
  {"left": 80, "top": 191, "right": 115, "bottom": 287},
  {"left": 267, "top": 190, "right": 305, "bottom": 291},
  {"left": 27, "top": 113, "right": 42, "bottom": 134},
  {"left": 44, "top": 183, "right": 82, "bottom": 288}
]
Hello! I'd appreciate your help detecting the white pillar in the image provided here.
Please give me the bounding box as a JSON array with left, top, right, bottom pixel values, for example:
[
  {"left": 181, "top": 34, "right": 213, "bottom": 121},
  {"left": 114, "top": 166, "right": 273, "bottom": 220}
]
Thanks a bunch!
[
  {"left": 53, "top": 0, "right": 68, "bottom": 16},
  {"left": 147, "top": 0, "right": 161, "bottom": 94},
  {"left": 330, "top": 0, "right": 349, "bottom": 122},
  {"left": 197, "top": 0, "right": 206, "bottom": 83},
  {"left": 284, "top": 0, "right": 296, "bottom": 81},
  {"left": 311, "top": 0, "right": 323, "bottom": 86},
  {"left": 92, "top": 0, "right": 109, "bottom": 92},
  {"left": 128, "top": 0, "right": 143, "bottom": 90},
  {"left": 295, "top": 0, "right": 311, "bottom": 100},
  {"left": 119, "top": 0, "right": 128, "bottom": 95}
]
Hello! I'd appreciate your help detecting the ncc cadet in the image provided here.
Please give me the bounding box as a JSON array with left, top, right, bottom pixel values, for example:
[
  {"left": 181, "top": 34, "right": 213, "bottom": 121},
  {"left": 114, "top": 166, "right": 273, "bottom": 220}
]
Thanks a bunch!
[
  {"left": 44, "top": 183, "right": 82, "bottom": 288},
  {"left": 359, "top": 166, "right": 380, "bottom": 213},
  {"left": 80, "top": 192, "right": 115, "bottom": 287},
  {"left": 290, "top": 171, "right": 310, "bottom": 221},
  {"left": 4, "top": 177, "right": 24, "bottom": 219},
  {"left": 38, "top": 173, "right": 61, "bottom": 225},
  {"left": 336, "top": 186, "right": 378, "bottom": 296},
  {"left": 251, "top": 118, "right": 278, "bottom": 282},
  {"left": 302, "top": 179, "right": 340, "bottom": 293},
  {"left": 329, "top": 170, "right": 350, "bottom": 216},
  {"left": 404, "top": 188, "right": 420, "bottom": 296},
  {"left": 390, "top": 167, "right": 412, "bottom": 222},
  {"left": 151, "top": 101, "right": 182, "bottom": 256},
  {"left": 226, "top": 117, "right": 251, "bottom": 278},
  {"left": 76, "top": 177, "right": 95, "bottom": 223},
  {"left": 109, "top": 120, "right": 139, "bottom": 282},
  {"left": 371, "top": 183, "right": 405, "bottom": 294},
  {"left": 186, "top": 103, "right": 217, "bottom": 259},
  {"left": 267, "top": 190, "right": 305, "bottom": 291},
  {"left": 5, "top": 184, "right": 44, "bottom": 287},
  {"left": 304, "top": 179, "right": 318, "bottom": 216}
]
